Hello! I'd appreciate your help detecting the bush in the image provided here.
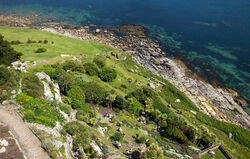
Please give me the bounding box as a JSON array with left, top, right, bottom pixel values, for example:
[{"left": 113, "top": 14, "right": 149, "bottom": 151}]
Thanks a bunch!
[
  {"left": 84, "top": 62, "right": 99, "bottom": 76},
  {"left": 22, "top": 73, "right": 44, "bottom": 98},
  {"left": 59, "top": 103, "right": 72, "bottom": 116},
  {"left": 11, "top": 40, "right": 21, "bottom": 45},
  {"left": 62, "top": 96, "right": 72, "bottom": 105},
  {"left": 67, "top": 86, "right": 85, "bottom": 109},
  {"left": 93, "top": 55, "right": 106, "bottom": 68},
  {"left": 128, "top": 97, "right": 143, "bottom": 116},
  {"left": 82, "top": 82, "right": 106, "bottom": 104},
  {"left": 143, "top": 144, "right": 164, "bottom": 159},
  {"left": 63, "top": 60, "right": 84, "bottom": 72},
  {"left": 35, "top": 48, "right": 47, "bottom": 53},
  {"left": 57, "top": 71, "right": 76, "bottom": 94},
  {"left": 113, "top": 95, "right": 128, "bottom": 109},
  {"left": 0, "top": 66, "right": 10, "bottom": 86},
  {"left": 98, "top": 67, "right": 117, "bottom": 82},
  {"left": 76, "top": 108, "right": 96, "bottom": 124},
  {"left": 0, "top": 34, "right": 22, "bottom": 66},
  {"left": 112, "top": 132, "right": 124, "bottom": 141},
  {"left": 44, "top": 40, "right": 48, "bottom": 44},
  {"left": 64, "top": 121, "right": 87, "bottom": 136},
  {"left": 152, "top": 98, "right": 170, "bottom": 114},
  {"left": 15, "top": 93, "right": 64, "bottom": 127}
]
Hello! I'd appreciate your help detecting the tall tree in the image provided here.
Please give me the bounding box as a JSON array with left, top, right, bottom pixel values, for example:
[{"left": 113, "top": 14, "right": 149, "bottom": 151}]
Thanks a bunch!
[{"left": 0, "top": 34, "right": 22, "bottom": 65}]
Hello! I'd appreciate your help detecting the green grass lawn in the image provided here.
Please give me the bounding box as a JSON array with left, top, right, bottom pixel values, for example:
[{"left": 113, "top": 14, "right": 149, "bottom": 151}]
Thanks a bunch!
[{"left": 0, "top": 26, "right": 113, "bottom": 61}]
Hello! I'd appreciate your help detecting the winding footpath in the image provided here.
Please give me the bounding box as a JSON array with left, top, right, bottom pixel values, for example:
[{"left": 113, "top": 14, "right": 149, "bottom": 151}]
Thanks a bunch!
[{"left": 0, "top": 101, "right": 50, "bottom": 159}]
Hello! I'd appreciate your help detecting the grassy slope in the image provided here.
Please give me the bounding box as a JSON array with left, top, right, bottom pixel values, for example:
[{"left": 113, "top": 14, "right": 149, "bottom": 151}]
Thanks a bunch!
[
  {"left": 1, "top": 26, "right": 249, "bottom": 159},
  {"left": 0, "top": 26, "right": 113, "bottom": 61}
]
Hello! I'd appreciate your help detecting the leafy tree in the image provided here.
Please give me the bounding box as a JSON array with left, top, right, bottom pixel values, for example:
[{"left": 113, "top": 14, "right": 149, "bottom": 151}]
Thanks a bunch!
[
  {"left": 113, "top": 95, "right": 128, "bottom": 109},
  {"left": 57, "top": 71, "right": 76, "bottom": 94},
  {"left": 84, "top": 62, "right": 99, "bottom": 76},
  {"left": 67, "top": 86, "right": 85, "bottom": 109},
  {"left": 82, "top": 82, "right": 106, "bottom": 104},
  {"left": 0, "top": 65, "right": 10, "bottom": 86},
  {"left": 98, "top": 67, "right": 117, "bottom": 82},
  {"left": 128, "top": 97, "right": 143, "bottom": 116},
  {"left": 93, "top": 55, "right": 106, "bottom": 68},
  {"left": 0, "top": 34, "right": 22, "bottom": 66},
  {"left": 63, "top": 60, "right": 84, "bottom": 72},
  {"left": 143, "top": 144, "right": 164, "bottom": 159}
]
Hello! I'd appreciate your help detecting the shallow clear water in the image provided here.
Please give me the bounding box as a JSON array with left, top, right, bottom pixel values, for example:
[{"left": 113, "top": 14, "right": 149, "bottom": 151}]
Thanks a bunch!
[{"left": 0, "top": 0, "right": 250, "bottom": 107}]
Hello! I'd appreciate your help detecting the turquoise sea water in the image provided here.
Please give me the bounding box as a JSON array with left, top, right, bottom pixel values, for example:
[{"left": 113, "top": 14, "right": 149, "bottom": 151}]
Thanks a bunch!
[{"left": 0, "top": 0, "right": 250, "bottom": 109}]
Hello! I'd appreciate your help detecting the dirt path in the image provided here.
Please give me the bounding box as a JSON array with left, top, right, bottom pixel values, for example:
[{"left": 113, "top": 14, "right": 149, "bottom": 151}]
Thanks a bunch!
[{"left": 0, "top": 101, "right": 50, "bottom": 159}]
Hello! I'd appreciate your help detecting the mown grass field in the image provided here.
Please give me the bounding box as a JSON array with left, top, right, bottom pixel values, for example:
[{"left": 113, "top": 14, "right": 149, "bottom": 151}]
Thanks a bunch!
[{"left": 0, "top": 26, "right": 113, "bottom": 61}]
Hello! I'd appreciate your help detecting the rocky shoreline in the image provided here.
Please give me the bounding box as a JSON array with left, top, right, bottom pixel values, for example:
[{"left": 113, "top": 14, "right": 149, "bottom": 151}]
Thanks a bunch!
[{"left": 0, "top": 14, "right": 249, "bottom": 129}]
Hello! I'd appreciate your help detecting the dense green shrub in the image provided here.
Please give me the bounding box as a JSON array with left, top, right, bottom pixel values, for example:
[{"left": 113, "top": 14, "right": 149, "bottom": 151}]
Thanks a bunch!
[
  {"left": 63, "top": 60, "right": 84, "bottom": 72},
  {"left": 64, "top": 121, "right": 87, "bottom": 136},
  {"left": 59, "top": 103, "right": 72, "bottom": 116},
  {"left": 35, "top": 48, "right": 47, "bottom": 53},
  {"left": 112, "top": 132, "right": 124, "bottom": 141},
  {"left": 0, "top": 34, "right": 22, "bottom": 65},
  {"left": 98, "top": 67, "right": 117, "bottom": 82},
  {"left": 152, "top": 98, "right": 170, "bottom": 114},
  {"left": 128, "top": 97, "right": 143, "bottom": 116},
  {"left": 76, "top": 108, "right": 96, "bottom": 124},
  {"left": 130, "top": 86, "right": 156, "bottom": 104},
  {"left": 57, "top": 71, "right": 76, "bottom": 94},
  {"left": 0, "top": 65, "right": 10, "bottom": 86},
  {"left": 67, "top": 86, "right": 85, "bottom": 109},
  {"left": 82, "top": 82, "right": 106, "bottom": 104},
  {"left": 22, "top": 73, "right": 44, "bottom": 98},
  {"left": 143, "top": 144, "right": 164, "bottom": 159},
  {"left": 15, "top": 93, "right": 64, "bottom": 127},
  {"left": 73, "top": 132, "right": 90, "bottom": 149},
  {"left": 62, "top": 96, "right": 72, "bottom": 105},
  {"left": 84, "top": 62, "right": 99, "bottom": 76},
  {"left": 93, "top": 55, "right": 106, "bottom": 68},
  {"left": 113, "top": 95, "right": 128, "bottom": 109}
]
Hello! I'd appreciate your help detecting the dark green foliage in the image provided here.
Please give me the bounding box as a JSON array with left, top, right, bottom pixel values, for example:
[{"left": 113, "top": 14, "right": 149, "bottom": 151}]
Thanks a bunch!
[
  {"left": 64, "top": 121, "right": 89, "bottom": 136},
  {"left": 131, "top": 150, "right": 141, "bottom": 159},
  {"left": 15, "top": 93, "right": 64, "bottom": 127},
  {"left": 35, "top": 48, "right": 47, "bottom": 53},
  {"left": 64, "top": 121, "right": 90, "bottom": 149},
  {"left": 63, "top": 60, "right": 84, "bottom": 72},
  {"left": 0, "top": 34, "right": 22, "bottom": 66},
  {"left": 67, "top": 86, "right": 85, "bottom": 109},
  {"left": 113, "top": 95, "right": 128, "bottom": 109},
  {"left": 44, "top": 40, "right": 48, "bottom": 44},
  {"left": 130, "top": 86, "right": 155, "bottom": 104},
  {"left": 0, "top": 65, "right": 10, "bottom": 86},
  {"left": 82, "top": 82, "right": 106, "bottom": 104},
  {"left": 84, "top": 62, "right": 99, "bottom": 76},
  {"left": 76, "top": 107, "right": 96, "bottom": 123},
  {"left": 93, "top": 55, "right": 106, "bottom": 68},
  {"left": 98, "top": 67, "right": 117, "bottom": 82},
  {"left": 11, "top": 40, "right": 21, "bottom": 45},
  {"left": 197, "top": 112, "right": 250, "bottom": 148},
  {"left": 152, "top": 98, "right": 170, "bottom": 114},
  {"left": 57, "top": 71, "right": 76, "bottom": 94},
  {"left": 112, "top": 132, "right": 124, "bottom": 141},
  {"left": 22, "top": 73, "right": 44, "bottom": 98},
  {"left": 59, "top": 103, "right": 72, "bottom": 116},
  {"left": 128, "top": 97, "right": 143, "bottom": 116}
]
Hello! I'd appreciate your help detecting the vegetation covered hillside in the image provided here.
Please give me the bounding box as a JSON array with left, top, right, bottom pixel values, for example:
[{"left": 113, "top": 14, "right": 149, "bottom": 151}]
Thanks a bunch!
[{"left": 0, "top": 26, "right": 249, "bottom": 159}]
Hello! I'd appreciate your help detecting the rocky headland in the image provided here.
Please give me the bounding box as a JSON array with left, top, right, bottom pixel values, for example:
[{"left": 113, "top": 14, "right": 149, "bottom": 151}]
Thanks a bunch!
[{"left": 0, "top": 14, "right": 249, "bottom": 130}]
